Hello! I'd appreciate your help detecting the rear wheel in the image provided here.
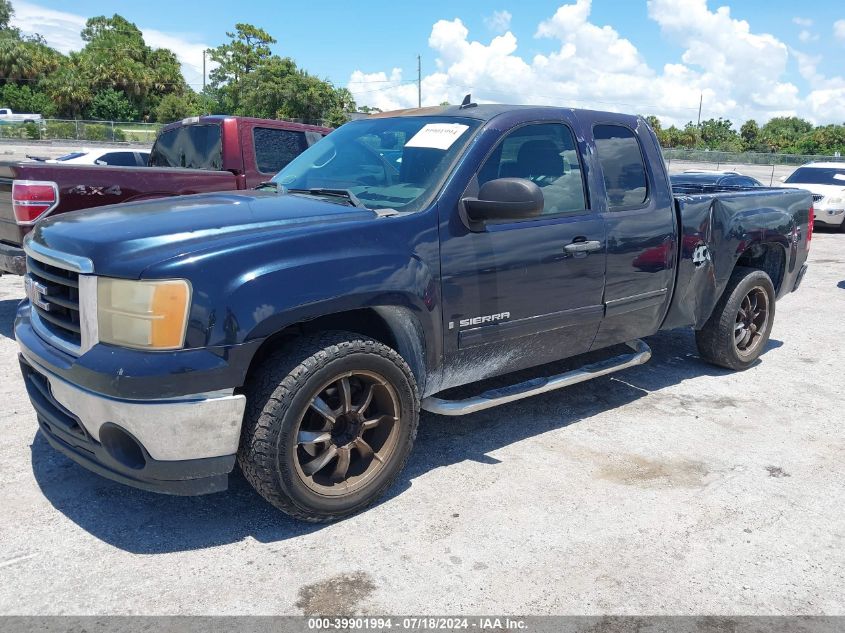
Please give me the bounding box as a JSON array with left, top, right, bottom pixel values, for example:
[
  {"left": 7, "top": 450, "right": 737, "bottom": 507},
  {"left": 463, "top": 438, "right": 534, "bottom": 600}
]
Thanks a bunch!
[
  {"left": 238, "top": 331, "right": 419, "bottom": 522},
  {"left": 695, "top": 266, "right": 776, "bottom": 371}
]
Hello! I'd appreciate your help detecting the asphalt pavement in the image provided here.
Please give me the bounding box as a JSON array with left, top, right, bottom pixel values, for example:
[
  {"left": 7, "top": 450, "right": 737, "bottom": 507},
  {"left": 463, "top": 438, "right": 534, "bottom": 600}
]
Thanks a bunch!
[{"left": 0, "top": 232, "right": 842, "bottom": 615}]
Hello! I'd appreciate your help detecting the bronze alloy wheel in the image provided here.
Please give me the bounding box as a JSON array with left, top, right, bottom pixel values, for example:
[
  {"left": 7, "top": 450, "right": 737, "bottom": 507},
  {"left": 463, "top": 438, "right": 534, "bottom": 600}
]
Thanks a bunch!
[
  {"left": 293, "top": 370, "right": 401, "bottom": 496},
  {"left": 734, "top": 286, "right": 769, "bottom": 357}
]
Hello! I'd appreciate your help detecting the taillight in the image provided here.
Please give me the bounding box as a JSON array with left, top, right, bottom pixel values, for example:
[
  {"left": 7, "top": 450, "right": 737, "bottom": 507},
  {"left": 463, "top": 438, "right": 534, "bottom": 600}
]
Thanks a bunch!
[
  {"left": 807, "top": 205, "right": 814, "bottom": 245},
  {"left": 12, "top": 180, "right": 58, "bottom": 225}
]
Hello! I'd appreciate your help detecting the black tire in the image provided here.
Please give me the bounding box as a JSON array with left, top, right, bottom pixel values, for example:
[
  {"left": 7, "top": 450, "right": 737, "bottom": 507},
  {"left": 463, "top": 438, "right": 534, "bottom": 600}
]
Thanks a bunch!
[
  {"left": 695, "top": 266, "right": 776, "bottom": 371},
  {"left": 238, "top": 331, "right": 419, "bottom": 522}
]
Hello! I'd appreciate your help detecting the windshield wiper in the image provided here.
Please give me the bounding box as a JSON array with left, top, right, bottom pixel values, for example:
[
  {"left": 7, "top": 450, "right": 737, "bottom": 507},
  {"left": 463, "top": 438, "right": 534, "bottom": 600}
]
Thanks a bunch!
[{"left": 288, "top": 188, "right": 367, "bottom": 209}]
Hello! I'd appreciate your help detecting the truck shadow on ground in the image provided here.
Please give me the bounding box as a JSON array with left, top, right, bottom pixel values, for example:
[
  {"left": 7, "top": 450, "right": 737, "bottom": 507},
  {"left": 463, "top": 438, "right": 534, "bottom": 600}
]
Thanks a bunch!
[
  {"left": 30, "top": 327, "right": 783, "bottom": 554},
  {"left": 0, "top": 299, "right": 20, "bottom": 340}
]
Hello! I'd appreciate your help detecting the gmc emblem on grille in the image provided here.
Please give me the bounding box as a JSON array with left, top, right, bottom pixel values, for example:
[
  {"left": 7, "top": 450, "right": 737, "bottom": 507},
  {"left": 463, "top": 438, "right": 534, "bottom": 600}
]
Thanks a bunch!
[{"left": 24, "top": 276, "right": 51, "bottom": 311}]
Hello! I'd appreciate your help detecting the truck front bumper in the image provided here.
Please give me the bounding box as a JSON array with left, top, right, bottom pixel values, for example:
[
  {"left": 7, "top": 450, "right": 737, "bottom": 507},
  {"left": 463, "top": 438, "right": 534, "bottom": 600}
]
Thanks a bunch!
[
  {"left": 16, "top": 310, "right": 250, "bottom": 496},
  {"left": 0, "top": 241, "right": 26, "bottom": 275}
]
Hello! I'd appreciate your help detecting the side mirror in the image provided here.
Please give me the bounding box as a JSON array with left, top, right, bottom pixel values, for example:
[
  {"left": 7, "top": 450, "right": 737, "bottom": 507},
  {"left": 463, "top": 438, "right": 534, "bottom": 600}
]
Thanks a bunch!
[
  {"left": 778, "top": 175, "right": 787, "bottom": 183},
  {"left": 463, "top": 178, "right": 544, "bottom": 223}
]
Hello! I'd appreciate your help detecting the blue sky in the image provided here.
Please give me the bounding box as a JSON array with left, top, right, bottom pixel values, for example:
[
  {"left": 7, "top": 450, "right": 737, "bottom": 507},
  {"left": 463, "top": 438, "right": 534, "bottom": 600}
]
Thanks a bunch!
[{"left": 10, "top": 0, "right": 845, "bottom": 124}]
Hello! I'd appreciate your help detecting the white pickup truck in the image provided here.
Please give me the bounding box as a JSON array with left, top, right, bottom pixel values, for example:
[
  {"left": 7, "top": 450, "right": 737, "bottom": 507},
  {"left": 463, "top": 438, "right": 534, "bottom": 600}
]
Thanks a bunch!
[{"left": 0, "top": 108, "right": 42, "bottom": 123}]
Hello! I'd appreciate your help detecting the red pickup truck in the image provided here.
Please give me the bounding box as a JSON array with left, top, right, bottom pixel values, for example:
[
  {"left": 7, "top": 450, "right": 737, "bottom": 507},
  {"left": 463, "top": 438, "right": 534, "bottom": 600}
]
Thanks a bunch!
[{"left": 0, "top": 115, "right": 331, "bottom": 274}]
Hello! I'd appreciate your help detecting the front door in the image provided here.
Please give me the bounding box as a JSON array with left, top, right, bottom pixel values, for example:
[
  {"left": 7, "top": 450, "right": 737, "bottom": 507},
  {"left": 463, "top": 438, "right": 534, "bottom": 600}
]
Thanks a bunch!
[{"left": 437, "top": 120, "right": 607, "bottom": 391}]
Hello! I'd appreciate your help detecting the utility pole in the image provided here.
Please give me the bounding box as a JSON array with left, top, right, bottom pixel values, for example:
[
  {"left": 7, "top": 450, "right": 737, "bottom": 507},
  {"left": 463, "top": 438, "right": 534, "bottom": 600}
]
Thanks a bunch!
[
  {"left": 697, "top": 92, "right": 703, "bottom": 127},
  {"left": 417, "top": 55, "right": 422, "bottom": 108},
  {"left": 203, "top": 50, "right": 207, "bottom": 90}
]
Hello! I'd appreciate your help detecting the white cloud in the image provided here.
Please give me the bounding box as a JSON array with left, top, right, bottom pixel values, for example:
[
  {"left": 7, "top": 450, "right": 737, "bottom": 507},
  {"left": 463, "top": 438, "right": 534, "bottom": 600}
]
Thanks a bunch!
[
  {"left": 484, "top": 10, "right": 512, "bottom": 34},
  {"left": 792, "top": 17, "right": 813, "bottom": 28},
  {"left": 10, "top": 1, "right": 214, "bottom": 89},
  {"left": 835, "top": 20, "right": 845, "bottom": 40},
  {"left": 798, "top": 30, "right": 818, "bottom": 43},
  {"left": 348, "top": 0, "right": 845, "bottom": 125}
]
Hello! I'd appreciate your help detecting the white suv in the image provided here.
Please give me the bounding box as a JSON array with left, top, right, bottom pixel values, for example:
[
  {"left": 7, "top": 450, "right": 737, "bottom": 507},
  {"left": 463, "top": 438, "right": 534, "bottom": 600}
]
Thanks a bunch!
[{"left": 782, "top": 162, "right": 845, "bottom": 230}]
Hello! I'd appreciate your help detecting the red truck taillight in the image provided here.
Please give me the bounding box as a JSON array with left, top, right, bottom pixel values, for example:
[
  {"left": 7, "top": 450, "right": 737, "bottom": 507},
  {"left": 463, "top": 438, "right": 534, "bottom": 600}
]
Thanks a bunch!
[
  {"left": 12, "top": 180, "right": 59, "bottom": 225},
  {"left": 807, "top": 205, "right": 814, "bottom": 245}
]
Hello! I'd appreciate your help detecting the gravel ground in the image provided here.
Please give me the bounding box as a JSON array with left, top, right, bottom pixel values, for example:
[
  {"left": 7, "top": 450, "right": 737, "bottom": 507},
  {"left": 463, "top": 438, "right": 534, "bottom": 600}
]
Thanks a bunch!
[{"left": 0, "top": 233, "right": 843, "bottom": 616}]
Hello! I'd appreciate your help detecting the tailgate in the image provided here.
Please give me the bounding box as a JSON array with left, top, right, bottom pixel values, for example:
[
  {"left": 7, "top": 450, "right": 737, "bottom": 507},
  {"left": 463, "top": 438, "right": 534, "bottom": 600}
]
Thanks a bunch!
[
  {"left": 0, "top": 165, "right": 23, "bottom": 246},
  {"left": 0, "top": 162, "right": 239, "bottom": 247}
]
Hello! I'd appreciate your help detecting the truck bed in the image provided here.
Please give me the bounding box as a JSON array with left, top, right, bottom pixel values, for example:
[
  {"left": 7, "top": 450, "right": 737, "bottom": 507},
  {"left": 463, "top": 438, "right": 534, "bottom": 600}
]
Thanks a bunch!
[
  {"left": 0, "top": 162, "right": 239, "bottom": 250},
  {"left": 662, "top": 185, "right": 812, "bottom": 330}
]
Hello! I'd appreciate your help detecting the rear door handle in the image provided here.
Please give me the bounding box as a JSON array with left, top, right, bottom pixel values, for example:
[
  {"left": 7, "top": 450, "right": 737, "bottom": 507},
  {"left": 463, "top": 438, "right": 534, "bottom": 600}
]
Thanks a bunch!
[{"left": 564, "top": 240, "right": 603, "bottom": 255}]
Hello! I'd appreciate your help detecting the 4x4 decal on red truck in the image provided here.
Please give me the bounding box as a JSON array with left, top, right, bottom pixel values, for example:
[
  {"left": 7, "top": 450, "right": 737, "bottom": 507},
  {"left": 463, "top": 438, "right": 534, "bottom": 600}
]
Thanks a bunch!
[{"left": 69, "top": 184, "right": 122, "bottom": 196}]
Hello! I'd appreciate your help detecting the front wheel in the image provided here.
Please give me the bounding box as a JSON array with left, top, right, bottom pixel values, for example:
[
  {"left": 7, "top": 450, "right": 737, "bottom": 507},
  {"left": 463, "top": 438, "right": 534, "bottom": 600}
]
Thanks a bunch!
[
  {"left": 238, "top": 331, "right": 419, "bottom": 522},
  {"left": 695, "top": 266, "right": 776, "bottom": 371}
]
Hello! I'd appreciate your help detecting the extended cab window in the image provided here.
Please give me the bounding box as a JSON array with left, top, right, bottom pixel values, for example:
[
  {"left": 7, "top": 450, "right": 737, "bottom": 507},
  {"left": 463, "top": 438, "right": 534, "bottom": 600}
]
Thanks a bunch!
[
  {"left": 594, "top": 125, "right": 648, "bottom": 209},
  {"left": 97, "top": 152, "right": 138, "bottom": 166},
  {"left": 149, "top": 124, "right": 222, "bottom": 170},
  {"left": 254, "top": 127, "right": 308, "bottom": 174},
  {"left": 479, "top": 123, "right": 587, "bottom": 216}
]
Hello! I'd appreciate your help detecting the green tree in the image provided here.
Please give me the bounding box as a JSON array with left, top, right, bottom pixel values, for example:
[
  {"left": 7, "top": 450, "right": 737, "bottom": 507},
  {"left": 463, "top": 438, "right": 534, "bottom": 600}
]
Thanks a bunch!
[
  {"left": 698, "top": 117, "right": 741, "bottom": 151},
  {"left": 644, "top": 115, "right": 662, "bottom": 133},
  {"left": 154, "top": 91, "right": 216, "bottom": 122},
  {"left": 86, "top": 87, "right": 138, "bottom": 121},
  {"left": 740, "top": 119, "right": 762, "bottom": 151},
  {"left": 760, "top": 116, "right": 814, "bottom": 153},
  {"left": 209, "top": 23, "right": 275, "bottom": 113},
  {"left": 42, "top": 55, "right": 94, "bottom": 118},
  {"left": 1, "top": 82, "right": 54, "bottom": 115},
  {"left": 0, "top": 0, "right": 13, "bottom": 31},
  {"left": 793, "top": 124, "right": 845, "bottom": 155}
]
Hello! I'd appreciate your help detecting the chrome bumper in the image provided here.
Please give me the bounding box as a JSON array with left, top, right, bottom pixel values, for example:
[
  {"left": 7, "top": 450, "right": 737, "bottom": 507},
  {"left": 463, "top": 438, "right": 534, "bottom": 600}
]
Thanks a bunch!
[{"left": 22, "top": 351, "right": 246, "bottom": 462}]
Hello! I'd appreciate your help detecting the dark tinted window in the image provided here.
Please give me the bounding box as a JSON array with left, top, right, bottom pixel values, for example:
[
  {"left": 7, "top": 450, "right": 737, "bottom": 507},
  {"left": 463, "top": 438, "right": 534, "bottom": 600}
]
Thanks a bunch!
[
  {"left": 253, "top": 127, "right": 308, "bottom": 174},
  {"left": 594, "top": 124, "right": 648, "bottom": 209},
  {"left": 723, "top": 176, "right": 761, "bottom": 187},
  {"left": 785, "top": 166, "right": 845, "bottom": 186},
  {"left": 149, "top": 124, "right": 222, "bottom": 170},
  {"left": 97, "top": 152, "right": 138, "bottom": 166},
  {"left": 478, "top": 123, "right": 586, "bottom": 216}
]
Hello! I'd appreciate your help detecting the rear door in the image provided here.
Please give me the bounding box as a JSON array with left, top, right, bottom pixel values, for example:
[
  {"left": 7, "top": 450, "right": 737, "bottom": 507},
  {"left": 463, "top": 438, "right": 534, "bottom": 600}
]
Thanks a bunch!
[
  {"left": 583, "top": 119, "right": 677, "bottom": 349},
  {"left": 438, "top": 118, "right": 607, "bottom": 386}
]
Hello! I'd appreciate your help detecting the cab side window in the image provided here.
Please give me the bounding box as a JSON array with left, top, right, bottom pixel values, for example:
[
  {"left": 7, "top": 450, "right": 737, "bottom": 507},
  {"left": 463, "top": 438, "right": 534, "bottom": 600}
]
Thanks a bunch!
[
  {"left": 478, "top": 123, "right": 587, "bottom": 216},
  {"left": 253, "top": 127, "right": 308, "bottom": 174},
  {"left": 593, "top": 124, "right": 648, "bottom": 209}
]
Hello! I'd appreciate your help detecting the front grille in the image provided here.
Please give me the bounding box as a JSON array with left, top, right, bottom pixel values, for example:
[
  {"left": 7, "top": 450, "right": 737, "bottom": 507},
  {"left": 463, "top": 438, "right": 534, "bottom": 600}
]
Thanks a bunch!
[
  {"left": 26, "top": 256, "right": 81, "bottom": 348},
  {"left": 812, "top": 194, "right": 824, "bottom": 202}
]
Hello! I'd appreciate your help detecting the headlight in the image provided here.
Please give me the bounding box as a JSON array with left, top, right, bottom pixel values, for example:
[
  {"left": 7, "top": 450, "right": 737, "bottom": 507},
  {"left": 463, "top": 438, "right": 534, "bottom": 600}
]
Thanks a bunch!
[{"left": 97, "top": 278, "right": 191, "bottom": 350}]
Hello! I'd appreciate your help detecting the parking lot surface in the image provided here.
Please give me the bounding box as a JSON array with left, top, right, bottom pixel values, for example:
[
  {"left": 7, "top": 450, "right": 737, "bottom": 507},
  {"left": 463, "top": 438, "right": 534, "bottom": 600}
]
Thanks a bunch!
[{"left": 0, "top": 233, "right": 843, "bottom": 615}]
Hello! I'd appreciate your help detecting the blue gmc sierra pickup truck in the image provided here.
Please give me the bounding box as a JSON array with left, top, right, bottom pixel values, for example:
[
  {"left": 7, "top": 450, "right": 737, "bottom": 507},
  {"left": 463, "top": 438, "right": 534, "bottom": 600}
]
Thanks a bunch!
[{"left": 15, "top": 102, "right": 812, "bottom": 521}]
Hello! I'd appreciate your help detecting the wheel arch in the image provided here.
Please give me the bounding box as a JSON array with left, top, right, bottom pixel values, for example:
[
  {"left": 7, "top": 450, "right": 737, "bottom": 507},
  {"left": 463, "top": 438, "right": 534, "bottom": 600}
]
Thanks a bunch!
[
  {"left": 244, "top": 305, "right": 430, "bottom": 395},
  {"left": 734, "top": 241, "right": 788, "bottom": 295}
]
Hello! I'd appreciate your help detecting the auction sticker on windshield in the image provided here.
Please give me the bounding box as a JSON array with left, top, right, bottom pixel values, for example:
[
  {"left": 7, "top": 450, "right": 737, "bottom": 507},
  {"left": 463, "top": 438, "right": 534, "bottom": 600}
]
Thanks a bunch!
[{"left": 405, "top": 123, "right": 470, "bottom": 150}]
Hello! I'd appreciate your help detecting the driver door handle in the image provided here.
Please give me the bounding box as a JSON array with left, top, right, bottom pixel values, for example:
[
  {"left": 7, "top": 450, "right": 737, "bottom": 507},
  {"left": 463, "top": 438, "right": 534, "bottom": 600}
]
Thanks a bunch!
[{"left": 564, "top": 239, "right": 603, "bottom": 255}]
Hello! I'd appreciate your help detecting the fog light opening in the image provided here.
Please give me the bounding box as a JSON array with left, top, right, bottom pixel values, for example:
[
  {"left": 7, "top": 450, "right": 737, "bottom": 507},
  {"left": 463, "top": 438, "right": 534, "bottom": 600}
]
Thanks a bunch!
[{"left": 99, "top": 424, "right": 147, "bottom": 470}]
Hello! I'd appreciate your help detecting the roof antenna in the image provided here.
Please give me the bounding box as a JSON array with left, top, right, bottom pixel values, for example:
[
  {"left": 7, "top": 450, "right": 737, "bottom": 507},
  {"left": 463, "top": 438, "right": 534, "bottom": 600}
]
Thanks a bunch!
[{"left": 459, "top": 94, "right": 477, "bottom": 109}]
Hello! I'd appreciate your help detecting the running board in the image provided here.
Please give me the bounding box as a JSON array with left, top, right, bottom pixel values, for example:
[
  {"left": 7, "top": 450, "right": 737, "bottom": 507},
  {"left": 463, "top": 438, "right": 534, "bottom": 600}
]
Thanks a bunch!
[{"left": 421, "top": 339, "right": 652, "bottom": 416}]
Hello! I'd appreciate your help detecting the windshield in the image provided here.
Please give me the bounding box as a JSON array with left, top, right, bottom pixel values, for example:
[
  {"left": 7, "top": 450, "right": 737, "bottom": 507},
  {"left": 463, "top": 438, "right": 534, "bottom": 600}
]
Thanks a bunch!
[
  {"left": 149, "top": 123, "right": 223, "bottom": 170},
  {"left": 785, "top": 167, "right": 845, "bottom": 186},
  {"left": 55, "top": 152, "right": 87, "bottom": 162},
  {"left": 272, "top": 116, "right": 480, "bottom": 212}
]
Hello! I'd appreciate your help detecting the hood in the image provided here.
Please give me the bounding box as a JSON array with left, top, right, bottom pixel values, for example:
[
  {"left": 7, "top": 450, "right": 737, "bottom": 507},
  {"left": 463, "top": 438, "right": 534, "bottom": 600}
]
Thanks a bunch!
[
  {"left": 30, "top": 190, "right": 375, "bottom": 277},
  {"left": 779, "top": 182, "right": 845, "bottom": 199}
]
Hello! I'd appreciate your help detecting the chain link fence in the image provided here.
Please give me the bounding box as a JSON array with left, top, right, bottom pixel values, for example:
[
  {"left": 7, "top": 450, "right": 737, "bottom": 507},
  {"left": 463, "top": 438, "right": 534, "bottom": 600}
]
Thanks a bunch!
[
  {"left": 0, "top": 119, "right": 162, "bottom": 143},
  {"left": 662, "top": 148, "right": 844, "bottom": 168}
]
